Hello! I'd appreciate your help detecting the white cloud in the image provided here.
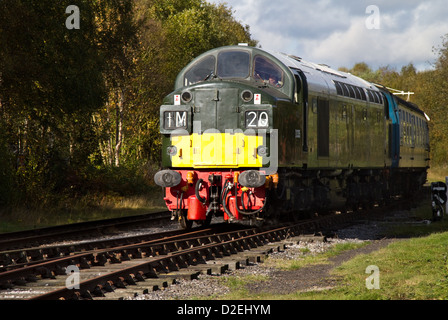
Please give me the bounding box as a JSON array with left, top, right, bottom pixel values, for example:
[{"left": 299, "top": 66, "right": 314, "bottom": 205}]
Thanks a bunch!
[
  {"left": 303, "top": 13, "right": 446, "bottom": 70},
  {"left": 209, "top": 0, "right": 448, "bottom": 71}
]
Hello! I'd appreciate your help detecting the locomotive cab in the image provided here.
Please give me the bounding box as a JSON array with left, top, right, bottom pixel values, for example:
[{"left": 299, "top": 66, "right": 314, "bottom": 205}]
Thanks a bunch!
[{"left": 176, "top": 46, "right": 294, "bottom": 98}]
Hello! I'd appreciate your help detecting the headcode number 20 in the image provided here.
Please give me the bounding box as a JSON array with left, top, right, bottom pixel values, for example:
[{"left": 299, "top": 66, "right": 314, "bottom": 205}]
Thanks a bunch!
[{"left": 247, "top": 111, "right": 269, "bottom": 128}]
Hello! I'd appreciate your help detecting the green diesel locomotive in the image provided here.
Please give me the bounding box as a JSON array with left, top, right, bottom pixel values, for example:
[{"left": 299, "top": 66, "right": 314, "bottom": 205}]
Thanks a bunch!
[{"left": 154, "top": 45, "right": 429, "bottom": 229}]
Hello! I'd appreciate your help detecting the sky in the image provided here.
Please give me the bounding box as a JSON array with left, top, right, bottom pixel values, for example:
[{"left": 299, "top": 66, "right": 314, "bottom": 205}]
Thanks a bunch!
[{"left": 207, "top": 0, "right": 448, "bottom": 71}]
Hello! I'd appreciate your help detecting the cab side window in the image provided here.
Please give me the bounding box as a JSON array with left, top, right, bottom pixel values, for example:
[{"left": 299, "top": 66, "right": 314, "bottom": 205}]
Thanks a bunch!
[{"left": 253, "top": 56, "right": 284, "bottom": 88}]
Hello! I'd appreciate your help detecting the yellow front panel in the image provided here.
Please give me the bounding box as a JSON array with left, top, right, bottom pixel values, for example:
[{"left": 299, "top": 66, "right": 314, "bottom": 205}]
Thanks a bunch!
[{"left": 171, "top": 132, "right": 263, "bottom": 168}]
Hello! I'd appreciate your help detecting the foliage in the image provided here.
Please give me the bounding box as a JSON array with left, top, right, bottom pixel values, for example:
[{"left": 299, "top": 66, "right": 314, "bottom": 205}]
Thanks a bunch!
[
  {"left": 0, "top": 0, "right": 257, "bottom": 208},
  {"left": 0, "top": 0, "right": 107, "bottom": 206}
]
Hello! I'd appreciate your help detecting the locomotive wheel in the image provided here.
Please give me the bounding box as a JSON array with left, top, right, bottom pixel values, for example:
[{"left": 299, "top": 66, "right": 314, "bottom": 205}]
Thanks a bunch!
[{"left": 179, "top": 210, "right": 193, "bottom": 230}]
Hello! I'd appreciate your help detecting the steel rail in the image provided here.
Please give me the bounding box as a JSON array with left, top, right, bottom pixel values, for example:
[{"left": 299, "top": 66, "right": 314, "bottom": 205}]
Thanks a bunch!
[
  {"left": 30, "top": 228, "right": 278, "bottom": 300},
  {"left": 0, "top": 223, "right": 237, "bottom": 271},
  {"left": 0, "top": 226, "right": 255, "bottom": 291},
  {"left": 29, "top": 213, "right": 356, "bottom": 300}
]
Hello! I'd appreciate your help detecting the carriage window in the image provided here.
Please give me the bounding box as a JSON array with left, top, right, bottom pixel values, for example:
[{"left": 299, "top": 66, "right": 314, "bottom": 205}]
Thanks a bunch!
[
  {"left": 347, "top": 85, "right": 356, "bottom": 98},
  {"left": 184, "top": 55, "right": 216, "bottom": 86},
  {"left": 367, "top": 90, "right": 374, "bottom": 102},
  {"left": 341, "top": 83, "right": 349, "bottom": 96},
  {"left": 217, "top": 51, "right": 250, "bottom": 79},
  {"left": 254, "top": 55, "right": 284, "bottom": 88},
  {"left": 375, "top": 92, "right": 383, "bottom": 104},
  {"left": 359, "top": 88, "right": 367, "bottom": 100},
  {"left": 334, "top": 82, "right": 343, "bottom": 95},
  {"left": 354, "top": 87, "right": 362, "bottom": 100}
]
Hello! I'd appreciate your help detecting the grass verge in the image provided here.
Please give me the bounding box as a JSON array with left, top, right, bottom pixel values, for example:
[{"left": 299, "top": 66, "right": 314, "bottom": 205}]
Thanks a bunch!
[{"left": 322, "top": 232, "right": 448, "bottom": 300}]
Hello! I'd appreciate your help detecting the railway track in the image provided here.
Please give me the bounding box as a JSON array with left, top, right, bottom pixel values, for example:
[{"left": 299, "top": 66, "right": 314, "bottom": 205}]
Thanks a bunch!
[
  {"left": 0, "top": 208, "right": 359, "bottom": 300},
  {"left": 0, "top": 191, "right": 425, "bottom": 300},
  {"left": 0, "top": 210, "right": 172, "bottom": 251}
]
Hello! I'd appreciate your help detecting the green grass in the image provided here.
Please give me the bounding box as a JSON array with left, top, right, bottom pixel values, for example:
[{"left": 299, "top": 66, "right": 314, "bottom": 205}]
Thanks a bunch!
[
  {"left": 321, "top": 232, "right": 448, "bottom": 300},
  {"left": 217, "top": 242, "right": 369, "bottom": 300}
]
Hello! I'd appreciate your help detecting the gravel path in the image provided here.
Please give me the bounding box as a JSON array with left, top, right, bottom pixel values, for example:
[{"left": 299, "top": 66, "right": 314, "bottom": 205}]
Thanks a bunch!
[
  {"left": 245, "top": 237, "right": 397, "bottom": 295},
  {"left": 129, "top": 209, "right": 424, "bottom": 300}
]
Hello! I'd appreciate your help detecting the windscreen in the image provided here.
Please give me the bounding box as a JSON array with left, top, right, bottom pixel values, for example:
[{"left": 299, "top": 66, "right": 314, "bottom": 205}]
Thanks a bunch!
[
  {"left": 184, "top": 55, "right": 216, "bottom": 86},
  {"left": 217, "top": 51, "right": 250, "bottom": 78}
]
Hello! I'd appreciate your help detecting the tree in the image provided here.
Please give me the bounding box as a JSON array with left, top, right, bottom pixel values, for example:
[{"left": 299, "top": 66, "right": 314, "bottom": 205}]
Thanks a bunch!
[
  {"left": 0, "top": 0, "right": 107, "bottom": 204},
  {"left": 422, "top": 36, "right": 448, "bottom": 164},
  {"left": 94, "top": 0, "right": 139, "bottom": 167}
]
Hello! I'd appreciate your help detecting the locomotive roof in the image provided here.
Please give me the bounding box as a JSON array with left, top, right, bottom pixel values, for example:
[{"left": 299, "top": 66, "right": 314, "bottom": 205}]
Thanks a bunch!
[
  {"left": 264, "top": 49, "right": 380, "bottom": 95},
  {"left": 176, "top": 45, "right": 383, "bottom": 98}
]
